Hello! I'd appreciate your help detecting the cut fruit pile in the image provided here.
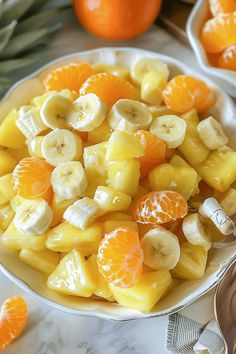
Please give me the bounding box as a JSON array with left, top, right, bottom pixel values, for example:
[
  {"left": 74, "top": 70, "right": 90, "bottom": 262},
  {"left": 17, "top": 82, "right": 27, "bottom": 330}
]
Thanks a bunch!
[
  {"left": 0, "top": 57, "right": 235, "bottom": 315},
  {"left": 201, "top": 0, "right": 236, "bottom": 71}
]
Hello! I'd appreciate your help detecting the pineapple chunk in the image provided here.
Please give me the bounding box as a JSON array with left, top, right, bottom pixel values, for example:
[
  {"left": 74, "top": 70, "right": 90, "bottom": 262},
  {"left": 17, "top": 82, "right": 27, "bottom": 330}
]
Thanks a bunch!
[
  {"left": 47, "top": 249, "right": 95, "bottom": 297},
  {"left": 46, "top": 222, "right": 102, "bottom": 254},
  {"left": 0, "top": 150, "right": 17, "bottom": 176},
  {"left": 109, "top": 270, "right": 172, "bottom": 313},
  {"left": 94, "top": 186, "right": 131, "bottom": 213},
  {"left": 7, "top": 145, "right": 29, "bottom": 162},
  {"left": 0, "top": 203, "right": 15, "bottom": 230},
  {"left": 0, "top": 109, "right": 25, "bottom": 148},
  {"left": 27, "top": 136, "right": 44, "bottom": 159},
  {"left": 1, "top": 221, "right": 45, "bottom": 251},
  {"left": 10, "top": 194, "right": 27, "bottom": 211},
  {"left": 51, "top": 194, "right": 78, "bottom": 227},
  {"left": 87, "top": 254, "right": 112, "bottom": 300},
  {"left": 87, "top": 120, "right": 112, "bottom": 144},
  {"left": 19, "top": 248, "right": 60, "bottom": 275},
  {"left": 98, "top": 211, "right": 133, "bottom": 222},
  {"left": 92, "top": 64, "right": 130, "bottom": 80},
  {"left": 31, "top": 91, "right": 56, "bottom": 107},
  {"left": 148, "top": 163, "right": 198, "bottom": 200},
  {"left": 0, "top": 174, "right": 16, "bottom": 205},
  {"left": 197, "top": 147, "right": 236, "bottom": 192},
  {"left": 141, "top": 71, "right": 167, "bottom": 105},
  {"left": 201, "top": 218, "right": 224, "bottom": 243},
  {"left": 213, "top": 188, "right": 236, "bottom": 216},
  {"left": 171, "top": 242, "right": 208, "bottom": 280},
  {"left": 60, "top": 89, "right": 79, "bottom": 101},
  {"left": 181, "top": 109, "right": 199, "bottom": 124},
  {"left": 148, "top": 105, "right": 174, "bottom": 119},
  {"left": 106, "top": 131, "right": 145, "bottom": 161},
  {"left": 103, "top": 220, "right": 138, "bottom": 234},
  {"left": 107, "top": 159, "right": 140, "bottom": 196}
]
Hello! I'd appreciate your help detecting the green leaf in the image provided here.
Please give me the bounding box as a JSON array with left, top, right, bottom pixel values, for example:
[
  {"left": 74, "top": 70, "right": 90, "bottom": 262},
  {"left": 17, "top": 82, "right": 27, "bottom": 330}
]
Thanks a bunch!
[
  {"left": 0, "top": 57, "right": 36, "bottom": 73},
  {"left": 0, "top": 76, "right": 11, "bottom": 95},
  {"left": 0, "top": 20, "right": 17, "bottom": 52},
  {"left": 1, "top": 0, "right": 36, "bottom": 26},
  {"left": 17, "top": 9, "right": 59, "bottom": 33},
  {"left": 0, "top": 0, "right": 3, "bottom": 22}
]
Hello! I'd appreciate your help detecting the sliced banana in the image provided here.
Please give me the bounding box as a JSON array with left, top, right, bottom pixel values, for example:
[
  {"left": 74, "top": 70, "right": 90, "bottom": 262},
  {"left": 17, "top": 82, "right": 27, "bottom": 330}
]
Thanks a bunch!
[
  {"left": 41, "top": 93, "right": 72, "bottom": 129},
  {"left": 63, "top": 197, "right": 100, "bottom": 229},
  {"left": 108, "top": 99, "right": 152, "bottom": 133},
  {"left": 197, "top": 116, "right": 228, "bottom": 150},
  {"left": 141, "top": 226, "right": 180, "bottom": 270},
  {"left": 14, "top": 199, "right": 52, "bottom": 235},
  {"left": 51, "top": 161, "right": 87, "bottom": 199},
  {"left": 67, "top": 93, "right": 106, "bottom": 132},
  {"left": 150, "top": 115, "right": 186, "bottom": 148},
  {"left": 131, "top": 57, "right": 169, "bottom": 86},
  {"left": 182, "top": 213, "right": 212, "bottom": 251},
  {"left": 16, "top": 106, "right": 48, "bottom": 140},
  {"left": 42, "top": 128, "right": 82, "bottom": 166}
]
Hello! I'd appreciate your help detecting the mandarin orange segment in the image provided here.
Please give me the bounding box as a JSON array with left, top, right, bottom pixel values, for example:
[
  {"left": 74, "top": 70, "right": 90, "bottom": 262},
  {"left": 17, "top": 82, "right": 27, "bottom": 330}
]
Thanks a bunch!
[
  {"left": 133, "top": 190, "right": 188, "bottom": 224},
  {"left": 218, "top": 44, "right": 236, "bottom": 71},
  {"left": 97, "top": 226, "right": 144, "bottom": 288},
  {"left": 209, "top": 0, "right": 236, "bottom": 16},
  {"left": 44, "top": 62, "right": 95, "bottom": 92},
  {"left": 201, "top": 13, "right": 236, "bottom": 53},
  {"left": 135, "top": 130, "right": 166, "bottom": 178},
  {"left": 12, "top": 157, "right": 53, "bottom": 199},
  {"left": 0, "top": 296, "right": 27, "bottom": 350},
  {"left": 162, "top": 75, "right": 216, "bottom": 113},
  {"left": 79, "top": 73, "right": 136, "bottom": 107}
]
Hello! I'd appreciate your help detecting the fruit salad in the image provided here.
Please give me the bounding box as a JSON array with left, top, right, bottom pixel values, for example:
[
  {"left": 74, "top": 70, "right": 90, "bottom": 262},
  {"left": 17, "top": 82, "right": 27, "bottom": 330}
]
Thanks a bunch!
[{"left": 0, "top": 55, "right": 235, "bottom": 314}]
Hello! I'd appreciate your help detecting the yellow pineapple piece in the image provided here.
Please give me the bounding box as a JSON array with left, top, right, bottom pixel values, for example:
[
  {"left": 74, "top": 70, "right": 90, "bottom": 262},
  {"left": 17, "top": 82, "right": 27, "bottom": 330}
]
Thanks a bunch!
[
  {"left": 201, "top": 217, "right": 224, "bottom": 242},
  {"left": 92, "top": 64, "right": 130, "bottom": 80},
  {"left": 94, "top": 186, "right": 132, "bottom": 213},
  {"left": 98, "top": 211, "right": 133, "bottom": 222},
  {"left": 171, "top": 242, "right": 208, "bottom": 280},
  {"left": 87, "top": 120, "right": 112, "bottom": 144},
  {"left": 31, "top": 91, "right": 56, "bottom": 107},
  {"left": 10, "top": 194, "right": 27, "bottom": 211},
  {"left": 51, "top": 194, "right": 78, "bottom": 227},
  {"left": 0, "top": 203, "right": 15, "bottom": 230},
  {"left": 2, "top": 221, "right": 45, "bottom": 250},
  {"left": 87, "top": 254, "right": 112, "bottom": 300},
  {"left": 19, "top": 248, "right": 60, "bottom": 274},
  {"left": 148, "top": 105, "right": 174, "bottom": 119},
  {"left": 107, "top": 159, "right": 140, "bottom": 196},
  {"left": 60, "top": 89, "right": 79, "bottom": 101},
  {"left": 46, "top": 222, "right": 102, "bottom": 254},
  {"left": 213, "top": 188, "right": 236, "bottom": 216},
  {"left": 148, "top": 163, "right": 198, "bottom": 200},
  {"left": 141, "top": 71, "right": 167, "bottom": 105},
  {"left": 27, "top": 136, "right": 44, "bottom": 159},
  {"left": 0, "top": 109, "right": 25, "bottom": 148},
  {"left": 197, "top": 147, "right": 236, "bottom": 192},
  {"left": 47, "top": 249, "right": 95, "bottom": 297},
  {"left": 7, "top": 145, "right": 29, "bottom": 162},
  {"left": 106, "top": 131, "right": 145, "bottom": 161},
  {"left": 182, "top": 109, "right": 199, "bottom": 124},
  {"left": 0, "top": 173, "right": 16, "bottom": 205},
  {"left": 109, "top": 270, "right": 172, "bottom": 313},
  {"left": 103, "top": 220, "right": 138, "bottom": 234},
  {"left": 0, "top": 150, "right": 17, "bottom": 176}
]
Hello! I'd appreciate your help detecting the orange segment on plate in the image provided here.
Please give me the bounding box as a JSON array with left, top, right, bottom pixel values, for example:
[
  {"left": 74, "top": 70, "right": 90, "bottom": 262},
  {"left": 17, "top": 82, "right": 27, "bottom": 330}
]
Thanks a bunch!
[
  {"left": 0, "top": 296, "right": 27, "bottom": 350},
  {"left": 44, "top": 62, "right": 95, "bottom": 92},
  {"left": 12, "top": 157, "right": 53, "bottom": 199},
  {"left": 79, "top": 72, "right": 136, "bottom": 107},
  {"left": 135, "top": 130, "right": 166, "bottom": 178},
  {"left": 133, "top": 190, "right": 188, "bottom": 224},
  {"left": 97, "top": 226, "right": 144, "bottom": 288},
  {"left": 218, "top": 44, "right": 236, "bottom": 71},
  {"left": 201, "top": 13, "right": 236, "bottom": 53},
  {"left": 162, "top": 75, "right": 216, "bottom": 113},
  {"left": 209, "top": 0, "right": 236, "bottom": 16}
]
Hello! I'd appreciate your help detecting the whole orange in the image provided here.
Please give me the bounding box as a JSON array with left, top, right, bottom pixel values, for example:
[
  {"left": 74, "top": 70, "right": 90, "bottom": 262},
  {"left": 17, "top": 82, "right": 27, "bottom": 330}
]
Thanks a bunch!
[{"left": 73, "top": 0, "right": 162, "bottom": 40}]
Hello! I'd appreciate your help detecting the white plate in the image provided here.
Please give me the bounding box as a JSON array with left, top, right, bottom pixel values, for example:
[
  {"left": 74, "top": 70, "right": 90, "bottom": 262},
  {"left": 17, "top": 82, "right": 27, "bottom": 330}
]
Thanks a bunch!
[
  {"left": 187, "top": 0, "right": 236, "bottom": 97},
  {"left": 0, "top": 47, "right": 236, "bottom": 321}
]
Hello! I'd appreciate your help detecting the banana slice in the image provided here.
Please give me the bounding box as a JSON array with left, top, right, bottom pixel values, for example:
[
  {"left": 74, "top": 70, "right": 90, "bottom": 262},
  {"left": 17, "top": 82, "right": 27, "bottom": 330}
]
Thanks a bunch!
[
  {"left": 141, "top": 226, "right": 180, "bottom": 270},
  {"left": 41, "top": 93, "right": 73, "bottom": 129},
  {"left": 197, "top": 116, "right": 228, "bottom": 150},
  {"left": 182, "top": 213, "right": 212, "bottom": 251},
  {"left": 131, "top": 57, "right": 169, "bottom": 86},
  {"left": 51, "top": 161, "right": 87, "bottom": 199},
  {"left": 108, "top": 99, "right": 152, "bottom": 133},
  {"left": 42, "top": 128, "right": 82, "bottom": 166},
  {"left": 150, "top": 115, "right": 186, "bottom": 148},
  {"left": 14, "top": 199, "right": 52, "bottom": 235},
  {"left": 16, "top": 106, "right": 48, "bottom": 140},
  {"left": 64, "top": 197, "right": 100, "bottom": 229},
  {"left": 67, "top": 93, "right": 106, "bottom": 132}
]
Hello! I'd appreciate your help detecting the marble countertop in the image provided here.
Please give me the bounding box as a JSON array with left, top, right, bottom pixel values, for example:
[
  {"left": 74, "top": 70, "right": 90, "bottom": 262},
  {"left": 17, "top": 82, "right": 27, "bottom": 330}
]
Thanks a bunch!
[{"left": 1, "top": 9, "right": 214, "bottom": 354}]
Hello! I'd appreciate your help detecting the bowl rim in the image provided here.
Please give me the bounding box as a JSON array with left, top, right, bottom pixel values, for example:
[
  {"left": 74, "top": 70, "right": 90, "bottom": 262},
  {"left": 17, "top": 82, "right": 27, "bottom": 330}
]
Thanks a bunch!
[{"left": 0, "top": 47, "right": 236, "bottom": 321}]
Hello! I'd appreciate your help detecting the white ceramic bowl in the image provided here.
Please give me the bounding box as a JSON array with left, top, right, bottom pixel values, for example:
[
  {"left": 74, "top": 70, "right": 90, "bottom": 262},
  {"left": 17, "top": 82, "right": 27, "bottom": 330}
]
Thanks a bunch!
[
  {"left": 0, "top": 47, "right": 236, "bottom": 321},
  {"left": 187, "top": 0, "right": 236, "bottom": 97}
]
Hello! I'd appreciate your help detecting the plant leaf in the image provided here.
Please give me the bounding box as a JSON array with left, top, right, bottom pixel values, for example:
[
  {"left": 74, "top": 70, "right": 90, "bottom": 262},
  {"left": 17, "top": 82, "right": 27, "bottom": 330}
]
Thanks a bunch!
[
  {"left": 17, "top": 9, "right": 59, "bottom": 33},
  {"left": 0, "top": 76, "right": 11, "bottom": 95},
  {"left": 0, "top": 57, "right": 36, "bottom": 73},
  {"left": 1, "top": 0, "right": 36, "bottom": 26},
  {"left": 0, "top": 20, "right": 17, "bottom": 53},
  {"left": 0, "top": 0, "right": 3, "bottom": 22}
]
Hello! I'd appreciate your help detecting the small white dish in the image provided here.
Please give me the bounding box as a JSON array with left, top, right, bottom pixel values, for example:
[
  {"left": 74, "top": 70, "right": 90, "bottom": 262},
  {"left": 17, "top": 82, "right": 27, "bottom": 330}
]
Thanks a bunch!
[
  {"left": 0, "top": 47, "right": 236, "bottom": 321},
  {"left": 187, "top": 0, "right": 236, "bottom": 97}
]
